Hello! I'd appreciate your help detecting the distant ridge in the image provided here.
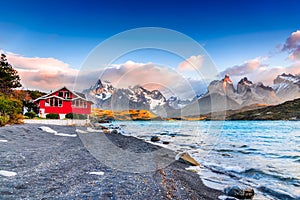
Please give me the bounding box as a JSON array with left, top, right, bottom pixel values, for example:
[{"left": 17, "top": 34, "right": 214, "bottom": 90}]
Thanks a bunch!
[{"left": 227, "top": 97, "right": 300, "bottom": 120}]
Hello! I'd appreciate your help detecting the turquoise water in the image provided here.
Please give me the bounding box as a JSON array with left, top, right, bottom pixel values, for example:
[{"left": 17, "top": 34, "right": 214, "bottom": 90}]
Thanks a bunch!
[{"left": 117, "top": 121, "right": 300, "bottom": 200}]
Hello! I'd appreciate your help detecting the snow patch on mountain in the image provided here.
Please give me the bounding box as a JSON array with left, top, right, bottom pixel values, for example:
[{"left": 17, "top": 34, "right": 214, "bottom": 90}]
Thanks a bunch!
[
  {"left": 93, "top": 80, "right": 114, "bottom": 101},
  {"left": 272, "top": 73, "right": 300, "bottom": 101}
]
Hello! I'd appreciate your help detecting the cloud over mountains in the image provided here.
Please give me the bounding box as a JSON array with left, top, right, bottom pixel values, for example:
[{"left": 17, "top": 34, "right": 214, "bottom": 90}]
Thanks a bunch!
[
  {"left": 219, "top": 30, "right": 300, "bottom": 85},
  {"left": 2, "top": 30, "right": 300, "bottom": 95}
]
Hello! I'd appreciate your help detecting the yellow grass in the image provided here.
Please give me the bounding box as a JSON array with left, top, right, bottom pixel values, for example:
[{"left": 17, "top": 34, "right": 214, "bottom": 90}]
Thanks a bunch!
[{"left": 91, "top": 108, "right": 159, "bottom": 120}]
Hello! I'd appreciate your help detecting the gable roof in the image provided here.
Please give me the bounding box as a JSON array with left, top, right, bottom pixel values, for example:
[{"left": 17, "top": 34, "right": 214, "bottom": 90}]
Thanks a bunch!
[
  {"left": 33, "top": 86, "right": 93, "bottom": 103},
  {"left": 73, "top": 91, "right": 86, "bottom": 99}
]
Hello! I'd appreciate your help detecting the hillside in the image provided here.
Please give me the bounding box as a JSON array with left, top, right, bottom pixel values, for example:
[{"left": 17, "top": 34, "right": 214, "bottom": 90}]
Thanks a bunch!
[{"left": 227, "top": 98, "right": 300, "bottom": 120}]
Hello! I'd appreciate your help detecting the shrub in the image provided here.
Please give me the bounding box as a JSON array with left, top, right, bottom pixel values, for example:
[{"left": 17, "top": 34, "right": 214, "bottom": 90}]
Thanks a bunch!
[
  {"left": 0, "top": 95, "right": 23, "bottom": 126},
  {"left": 25, "top": 111, "right": 36, "bottom": 119},
  {"left": 74, "top": 114, "right": 88, "bottom": 119},
  {"left": 65, "top": 113, "right": 73, "bottom": 119},
  {"left": 9, "top": 114, "right": 24, "bottom": 124},
  {"left": 65, "top": 113, "right": 87, "bottom": 119},
  {"left": 0, "top": 116, "right": 10, "bottom": 126},
  {"left": 46, "top": 113, "right": 59, "bottom": 119}
]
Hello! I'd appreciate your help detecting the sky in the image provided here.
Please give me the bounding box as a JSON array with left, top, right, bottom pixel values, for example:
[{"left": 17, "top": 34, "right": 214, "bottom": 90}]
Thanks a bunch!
[{"left": 1, "top": 0, "right": 300, "bottom": 98}]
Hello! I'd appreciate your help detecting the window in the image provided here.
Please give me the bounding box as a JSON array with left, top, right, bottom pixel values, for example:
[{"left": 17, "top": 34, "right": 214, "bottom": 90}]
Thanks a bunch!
[
  {"left": 58, "top": 99, "right": 62, "bottom": 107},
  {"left": 58, "top": 90, "right": 71, "bottom": 99},
  {"left": 58, "top": 92, "right": 63, "bottom": 97},
  {"left": 45, "top": 99, "right": 50, "bottom": 106},
  {"left": 47, "top": 98, "right": 63, "bottom": 107},
  {"left": 65, "top": 92, "right": 70, "bottom": 99},
  {"left": 72, "top": 99, "right": 87, "bottom": 108}
]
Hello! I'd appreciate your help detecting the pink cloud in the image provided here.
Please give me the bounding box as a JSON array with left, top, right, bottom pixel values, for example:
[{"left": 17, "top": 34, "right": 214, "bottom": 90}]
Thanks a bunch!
[
  {"left": 2, "top": 50, "right": 79, "bottom": 92},
  {"left": 2, "top": 51, "right": 205, "bottom": 98},
  {"left": 220, "top": 57, "right": 268, "bottom": 77},
  {"left": 223, "top": 62, "right": 300, "bottom": 86},
  {"left": 282, "top": 30, "right": 300, "bottom": 60},
  {"left": 245, "top": 63, "right": 300, "bottom": 85},
  {"left": 103, "top": 61, "right": 188, "bottom": 90},
  {"left": 89, "top": 60, "right": 204, "bottom": 99},
  {"left": 218, "top": 55, "right": 300, "bottom": 86},
  {"left": 178, "top": 55, "right": 203, "bottom": 71}
]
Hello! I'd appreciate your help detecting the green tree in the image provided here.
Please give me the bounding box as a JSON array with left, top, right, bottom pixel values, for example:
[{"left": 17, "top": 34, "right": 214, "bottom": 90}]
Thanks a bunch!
[{"left": 0, "top": 54, "right": 22, "bottom": 94}]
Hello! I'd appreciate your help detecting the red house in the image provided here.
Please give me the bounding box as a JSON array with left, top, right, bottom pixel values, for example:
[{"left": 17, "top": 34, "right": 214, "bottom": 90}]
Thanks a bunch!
[{"left": 33, "top": 86, "right": 93, "bottom": 119}]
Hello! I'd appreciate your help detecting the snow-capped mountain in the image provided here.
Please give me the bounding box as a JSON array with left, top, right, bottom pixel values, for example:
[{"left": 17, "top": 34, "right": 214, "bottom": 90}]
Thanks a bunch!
[
  {"left": 92, "top": 80, "right": 114, "bottom": 101},
  {"left": 273, "top": 73, "right": 300, "bottom": 101},
  {"left": 84, "top": 73, "right": 300, "bottom": 117},
  {"left": 167, "top": 96, "right": 192, "bottom": 109},
  {"left": 127, "top": 86, "right": 167, "bottom": 111},
  {"left": 84, "top": 80, "right": 178, "bottom": 114}
]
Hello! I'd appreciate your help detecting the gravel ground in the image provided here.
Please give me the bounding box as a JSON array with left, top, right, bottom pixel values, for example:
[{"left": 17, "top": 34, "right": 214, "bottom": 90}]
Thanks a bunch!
[{"left": 0, "top": 124, "right": 222, "bottom": 200}]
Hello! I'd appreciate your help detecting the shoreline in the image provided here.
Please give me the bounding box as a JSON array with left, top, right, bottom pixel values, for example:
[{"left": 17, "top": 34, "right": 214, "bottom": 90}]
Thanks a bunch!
[{"left": 0, "top": 123, "right": 223, "bottom": 199}]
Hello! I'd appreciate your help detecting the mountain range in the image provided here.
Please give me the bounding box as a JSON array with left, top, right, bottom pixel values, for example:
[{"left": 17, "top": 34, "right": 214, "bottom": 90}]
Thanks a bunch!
[{"left": 83, "top": 73, "right": 300, "bottom": 118}]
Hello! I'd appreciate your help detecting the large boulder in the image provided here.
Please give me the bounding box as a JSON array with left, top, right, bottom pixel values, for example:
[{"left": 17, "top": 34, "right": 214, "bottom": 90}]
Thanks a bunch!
[
  {"left": 175, "top": 152, "right": 200, "bottom": 166},
  {"left": 150, "top": 136, "right": 160, "bottom": 142},
  {"left": 224, "top": 185, "right": 255, "bottom": 199}
]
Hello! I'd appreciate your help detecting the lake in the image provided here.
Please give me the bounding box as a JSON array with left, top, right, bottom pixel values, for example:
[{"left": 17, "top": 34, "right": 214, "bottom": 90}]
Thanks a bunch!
[{"left": 117, "top": 120, "right": 300, "bottom": 200}]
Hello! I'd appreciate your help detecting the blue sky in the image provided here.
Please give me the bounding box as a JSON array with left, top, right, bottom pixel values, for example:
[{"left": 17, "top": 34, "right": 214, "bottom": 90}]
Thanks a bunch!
[{"left": 1, "top": 0, "right": 300, "bottom": 93}]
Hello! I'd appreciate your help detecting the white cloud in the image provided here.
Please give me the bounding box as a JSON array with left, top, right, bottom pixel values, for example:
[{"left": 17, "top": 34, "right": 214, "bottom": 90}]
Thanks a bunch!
[{"left": 219, "top": 57, "right": 268, "bottom": 77}]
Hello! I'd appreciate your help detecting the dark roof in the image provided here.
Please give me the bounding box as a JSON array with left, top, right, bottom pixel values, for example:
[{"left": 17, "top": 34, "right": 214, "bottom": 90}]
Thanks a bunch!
[{"left": 74, "top": 92, "right": 86, "bottom": 99}]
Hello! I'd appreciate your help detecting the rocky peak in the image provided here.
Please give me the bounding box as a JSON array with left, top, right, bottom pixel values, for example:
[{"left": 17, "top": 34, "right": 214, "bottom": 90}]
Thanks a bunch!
[
  {"left": 89, "top": 79, "right": 115, "bottom": 101},
  {"left": 208, "top": 74, "right": 235, "bottom": 95},
  {"left": 95, "top": 79, "right": 104, "bottom": 89},
  {"left": 223, "top": 74, "right": 233, "bottom": 85},
  {"left": 237, "top": 77, "right": 253, "bottom": 94},
  {"left": 256, "top": 82, "right": 274, "bottom": 91},
  {"left": 238, "top": 77, "right": 253, "bottom": 85}
]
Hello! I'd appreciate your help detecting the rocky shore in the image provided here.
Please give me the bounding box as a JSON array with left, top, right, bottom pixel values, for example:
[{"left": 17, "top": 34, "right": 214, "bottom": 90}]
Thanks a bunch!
[{"left": 0, "top": 124, "right": 223, "bottom": 199}]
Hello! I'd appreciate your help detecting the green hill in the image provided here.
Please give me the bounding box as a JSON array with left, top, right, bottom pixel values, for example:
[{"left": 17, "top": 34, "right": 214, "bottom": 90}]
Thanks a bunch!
[{"left": 227, "top": 98, "right": 300, "bottom": 120}]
